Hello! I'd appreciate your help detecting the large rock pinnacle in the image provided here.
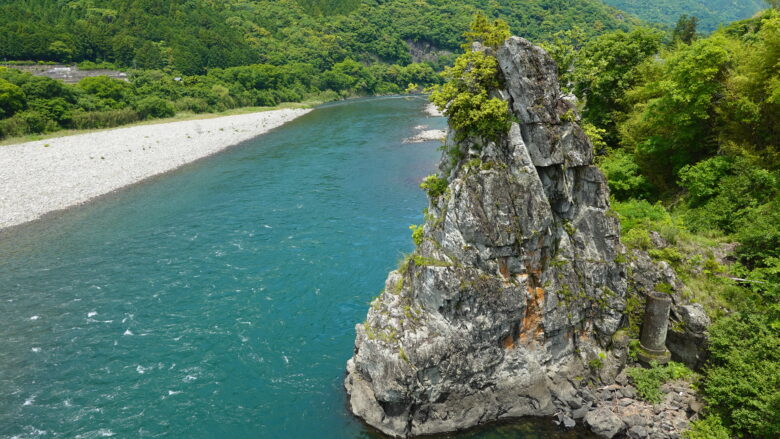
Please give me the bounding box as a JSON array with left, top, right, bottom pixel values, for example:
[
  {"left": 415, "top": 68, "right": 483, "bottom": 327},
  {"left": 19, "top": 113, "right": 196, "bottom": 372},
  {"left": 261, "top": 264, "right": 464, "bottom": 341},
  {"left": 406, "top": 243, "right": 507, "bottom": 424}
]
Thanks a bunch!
[{"left": 345, "top": 37, "right": 628, "bottom": 437}]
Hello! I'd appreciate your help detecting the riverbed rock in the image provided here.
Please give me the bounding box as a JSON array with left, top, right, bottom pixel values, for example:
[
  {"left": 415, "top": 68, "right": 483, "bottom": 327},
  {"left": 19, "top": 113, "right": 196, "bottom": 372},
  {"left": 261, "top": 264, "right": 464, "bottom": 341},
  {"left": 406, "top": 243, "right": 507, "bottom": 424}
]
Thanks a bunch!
[
  {"left": 585, "top": 407, "right": 625, "bottom": 438},
  {"left": 345, "top": 36, "right": 630, "bottom": 437},
  {"left": 585, "top": 378, "right": 702, "bottom": 439}
]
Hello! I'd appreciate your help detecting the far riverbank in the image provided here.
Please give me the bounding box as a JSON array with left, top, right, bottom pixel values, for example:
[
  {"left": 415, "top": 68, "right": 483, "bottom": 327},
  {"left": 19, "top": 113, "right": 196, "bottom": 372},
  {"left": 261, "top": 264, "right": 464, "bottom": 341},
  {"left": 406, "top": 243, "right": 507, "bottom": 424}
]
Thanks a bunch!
[{"left": 0, "top": 107, "right": 311, "bottom": 230}]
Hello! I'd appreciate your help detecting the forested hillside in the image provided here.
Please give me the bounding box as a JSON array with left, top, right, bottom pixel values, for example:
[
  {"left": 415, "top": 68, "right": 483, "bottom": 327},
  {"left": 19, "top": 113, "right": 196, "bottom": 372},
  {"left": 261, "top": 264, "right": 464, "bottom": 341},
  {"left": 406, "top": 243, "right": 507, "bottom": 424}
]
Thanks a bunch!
[
  {"left": 545, "top": 9, "right": 779, "bottom": 437},
  {"left": 0, "top": 0, "right": 634, "bottom": 74},
  {"left": 602, "top": 0, "right": 766, "bottom": 31},
  {"left": 0, "top": 0, "right": 638, "bottom": 140}
]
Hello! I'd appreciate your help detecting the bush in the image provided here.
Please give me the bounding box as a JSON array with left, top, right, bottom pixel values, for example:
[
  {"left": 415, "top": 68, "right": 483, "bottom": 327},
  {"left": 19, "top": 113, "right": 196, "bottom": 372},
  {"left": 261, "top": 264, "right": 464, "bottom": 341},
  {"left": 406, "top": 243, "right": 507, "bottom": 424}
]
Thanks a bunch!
[
  {"left": 420, "top": 175, "right": 448, "bottom": 198},
  {"left": 429, "top": 50, "right": 510, "bottom": 143},
  {"left": 0, "top": 115, "right": 28, "bottom": 138},
  {"left": 623, "top": 227, "right": 652, "bottom": 250},
  {"left": 734, "top": 201, "right": 780, "bottom": 269},
  {"left": 598, "top": 148, "right": 654, "bottom": 200},
  {"left": 612, "top": 199, "right": 672, "bottom": 234},
  {"left": 78, "top": 76, "right": 129, "bottom": 102},
  {"left": 134, "top": 96, "right": 175, "bottom": 119},
  {"left": 77, "top": 60, "right": 118, "bottom": 70},
  {"left": 29, "top": 97, "right": 73, "bottom": 123},
  {"left": 0, "top": 78, "right": 26, "bottom": 118},
  {"left": 705, "top": 312, "right": 780, "bottom": 437},
  {"left": 429, "top": 16, "right": 511, "bottom": 144},
  {"left": 627, "top": 361, "right": 694, "bottom": 404},
  {"left": 682, "top": 159, "right": 777, "bottom": 233},
  {"left": 678, "top": 156, "right": 732, "bottom": 206},
  {"left": 409, "top": 224, "right": 424, "bottom": 246},
  {"left": 683, "top": 415, "right": 731, "bottom": 439},
  {"left": 68, "top": 108, "right": 140, "bottom": 129},
  {"left": 17, "top": 109, "right": 54, "bottom": 133},
  {"left": 174, "top": 97, "right": 209, "bottom": 113}
]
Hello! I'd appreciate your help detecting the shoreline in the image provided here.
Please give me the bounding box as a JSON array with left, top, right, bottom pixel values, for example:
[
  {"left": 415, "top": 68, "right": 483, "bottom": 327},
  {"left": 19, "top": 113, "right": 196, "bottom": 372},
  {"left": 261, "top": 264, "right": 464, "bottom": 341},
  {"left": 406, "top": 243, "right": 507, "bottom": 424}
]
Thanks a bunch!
[{"left": 0, "top": 108, "right": 312, "bottom": 231}]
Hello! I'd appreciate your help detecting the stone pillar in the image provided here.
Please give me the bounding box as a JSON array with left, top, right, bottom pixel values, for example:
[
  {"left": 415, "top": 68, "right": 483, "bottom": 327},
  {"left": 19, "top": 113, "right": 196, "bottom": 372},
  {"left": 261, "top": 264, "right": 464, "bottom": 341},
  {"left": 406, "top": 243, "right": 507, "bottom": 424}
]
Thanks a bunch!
[{"left": 637, "top": 291, "right": 672, "bottom": 366}]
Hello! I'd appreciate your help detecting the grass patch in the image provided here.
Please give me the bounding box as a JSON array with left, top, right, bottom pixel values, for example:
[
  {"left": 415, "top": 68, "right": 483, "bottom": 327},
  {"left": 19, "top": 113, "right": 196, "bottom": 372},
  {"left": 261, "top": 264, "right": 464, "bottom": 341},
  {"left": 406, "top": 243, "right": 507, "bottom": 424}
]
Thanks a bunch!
[
  {"left": 411, "top": 255, "right": 451, "bottom": 267},
  {"left": 627, "top": 361, "right": 695, "bottom": 404}
]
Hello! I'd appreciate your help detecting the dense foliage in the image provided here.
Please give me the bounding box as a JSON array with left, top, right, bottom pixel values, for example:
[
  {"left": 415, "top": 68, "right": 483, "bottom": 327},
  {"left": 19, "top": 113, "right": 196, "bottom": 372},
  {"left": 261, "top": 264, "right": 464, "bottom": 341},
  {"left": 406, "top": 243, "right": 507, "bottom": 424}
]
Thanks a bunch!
[
  {"left": 705, "top": 312, "right": 780, "bottom": 437},
  {"left": 601, "top": 0, "right": 766, "bottom": 31},
  {"left": 0, "top": 0, "right": 639, "bottom": 139},
  {"left": 0, "top": 0, "right": 634, "bottom": 73},
  {"left": 0, "top": 60, "right": 439, "bottom": 139},
  {"left": 2, "top": 3, "right": 778, "bottom": 435}
]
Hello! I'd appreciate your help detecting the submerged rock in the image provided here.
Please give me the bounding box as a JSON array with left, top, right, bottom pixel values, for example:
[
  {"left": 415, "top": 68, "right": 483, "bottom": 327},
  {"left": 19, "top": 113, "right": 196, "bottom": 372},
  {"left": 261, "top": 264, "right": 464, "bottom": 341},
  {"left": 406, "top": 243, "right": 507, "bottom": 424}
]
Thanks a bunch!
[{"left": 345, "top": 37, "right": 628, "bottom": 437}]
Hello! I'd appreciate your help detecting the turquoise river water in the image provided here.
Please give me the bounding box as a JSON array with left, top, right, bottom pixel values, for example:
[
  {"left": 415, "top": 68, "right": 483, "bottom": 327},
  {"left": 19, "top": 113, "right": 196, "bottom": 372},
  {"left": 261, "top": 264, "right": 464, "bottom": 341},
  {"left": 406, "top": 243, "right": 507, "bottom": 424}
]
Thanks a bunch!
[{"left": 0, "top": 97, "right": 595, "bottom": 438}]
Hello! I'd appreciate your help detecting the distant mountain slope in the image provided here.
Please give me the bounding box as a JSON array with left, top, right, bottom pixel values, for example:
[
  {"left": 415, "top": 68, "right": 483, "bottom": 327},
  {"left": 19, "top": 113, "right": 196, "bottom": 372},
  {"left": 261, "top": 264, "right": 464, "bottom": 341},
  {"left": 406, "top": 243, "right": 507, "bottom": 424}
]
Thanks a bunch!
[
  {"left": 601, "top": 0, "right": 765, "bottom": 31},
  {"left": 0, "top": 0, "right": 637, "bottom": 74}
]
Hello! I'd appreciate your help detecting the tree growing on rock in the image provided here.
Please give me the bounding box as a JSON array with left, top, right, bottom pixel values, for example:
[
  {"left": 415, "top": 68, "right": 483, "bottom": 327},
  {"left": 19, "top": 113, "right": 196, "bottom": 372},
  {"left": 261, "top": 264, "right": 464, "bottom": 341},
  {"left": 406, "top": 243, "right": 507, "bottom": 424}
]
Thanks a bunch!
[{"left": 430, "top": 14, "right": 511, "bottom": 144}]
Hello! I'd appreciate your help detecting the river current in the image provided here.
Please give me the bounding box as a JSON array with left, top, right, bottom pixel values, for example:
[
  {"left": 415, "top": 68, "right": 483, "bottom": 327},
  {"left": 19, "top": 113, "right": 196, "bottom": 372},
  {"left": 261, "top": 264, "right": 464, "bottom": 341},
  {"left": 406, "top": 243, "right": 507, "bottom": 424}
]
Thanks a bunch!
[{"left": 0, "top": 97, "right": 595, "bottom": 438}]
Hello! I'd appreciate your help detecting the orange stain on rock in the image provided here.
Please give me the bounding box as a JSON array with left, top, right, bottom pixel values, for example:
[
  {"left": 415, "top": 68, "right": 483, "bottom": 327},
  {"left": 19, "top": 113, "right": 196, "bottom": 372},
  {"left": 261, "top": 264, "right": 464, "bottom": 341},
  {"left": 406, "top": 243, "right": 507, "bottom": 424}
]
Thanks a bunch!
[
  {"left": 502, "top": 334, "right": 515, "bottom": 350},
  {"left": 498, "top": 258, "right": 510, "bottom": 280},
  {"left": 519, "top": 280, "right": 546, "bottom": 344}
]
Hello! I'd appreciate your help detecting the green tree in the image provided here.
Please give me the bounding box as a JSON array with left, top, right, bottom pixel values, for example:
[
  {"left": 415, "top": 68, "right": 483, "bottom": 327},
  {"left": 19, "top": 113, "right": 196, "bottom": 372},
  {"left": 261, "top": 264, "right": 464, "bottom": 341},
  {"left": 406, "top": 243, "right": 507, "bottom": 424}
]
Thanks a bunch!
[
  {"left": 134, "top": 96, "right": 175, "bottom": 119},
  {"left": 430, "top": 15, "right": 512, "bottom": 152},
  {"left": 573, "top": 27, "right": 663, "bottom": 146},
  {"left": 672, "top": 15, "right": 698, "bottom": 44},
  {"left": 48, "top": 40, "right": 74, "bottom": 61},
  {"left": 0, "top": 77, "right": 26, "bottom": 118},
  {"left": 134, "top": 41, "right": 166, "bottom": 70},
  {"left": 463, "top": 12, "right": 510, "bottom": 49},
  {"left": 540, "top": 26, "right": 586, "bottom": 92},
  {"left": 623, "top": 36, "right": 733, "bottom": 189},
  {"left": 430, "top": 50, "right": 509, "bottom": 143},
  {"left": 78, "top": 76, "right": 130, "bottom": 109}
]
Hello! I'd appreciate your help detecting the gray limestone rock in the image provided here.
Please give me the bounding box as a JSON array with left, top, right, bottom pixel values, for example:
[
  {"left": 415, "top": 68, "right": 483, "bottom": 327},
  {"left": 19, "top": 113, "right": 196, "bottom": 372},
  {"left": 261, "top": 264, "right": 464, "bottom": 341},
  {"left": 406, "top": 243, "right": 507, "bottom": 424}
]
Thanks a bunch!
[
  {"left": 345, "top": 37, "right": 629, "bottom": 437},
  {"left": 667, "top": 304, "right": 711, "bottom": 369},
  {"left": 585, "top": 408, "right": 625, "bottom": 438},
  {"left": 627, "top": 425, "right": 650, "bottom": 439},
  {"left": 678, "top": 304, "right": 710, "bottom": 333},
  {"left": 627, "top": 248, "right": 711, "bottom": 369}
]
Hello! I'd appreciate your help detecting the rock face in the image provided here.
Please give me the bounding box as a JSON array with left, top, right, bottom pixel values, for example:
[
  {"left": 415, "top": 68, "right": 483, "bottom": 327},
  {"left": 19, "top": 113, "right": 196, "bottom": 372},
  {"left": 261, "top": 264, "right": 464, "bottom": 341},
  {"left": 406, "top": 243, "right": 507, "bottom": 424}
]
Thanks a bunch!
[{"left": 345, "top": 37, "right": 628, "bottom": 437}]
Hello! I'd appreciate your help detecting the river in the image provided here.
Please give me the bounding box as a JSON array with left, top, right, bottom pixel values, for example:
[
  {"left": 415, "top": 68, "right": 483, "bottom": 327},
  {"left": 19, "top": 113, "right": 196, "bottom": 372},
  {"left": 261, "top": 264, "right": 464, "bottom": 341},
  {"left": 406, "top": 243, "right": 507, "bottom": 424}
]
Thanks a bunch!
[{"left": 0, "top": 97, "right": 594, "bottom": 438}]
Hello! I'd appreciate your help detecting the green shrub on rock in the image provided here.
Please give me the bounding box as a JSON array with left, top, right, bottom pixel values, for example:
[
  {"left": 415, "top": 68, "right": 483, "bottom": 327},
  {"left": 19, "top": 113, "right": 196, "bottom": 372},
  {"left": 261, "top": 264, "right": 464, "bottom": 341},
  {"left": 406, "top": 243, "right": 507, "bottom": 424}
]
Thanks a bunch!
[
  {"left": 409, "top": 224, "right": 424, "bottom": 246},
  {"left": 626, "top": 361, "right": 694, "bottom": 404},
  {"left": 420, "top": 175, "right": 448, "bottom": 198},
  {"left": 429, "top": 15, "right": 511, "bottom": 145}
]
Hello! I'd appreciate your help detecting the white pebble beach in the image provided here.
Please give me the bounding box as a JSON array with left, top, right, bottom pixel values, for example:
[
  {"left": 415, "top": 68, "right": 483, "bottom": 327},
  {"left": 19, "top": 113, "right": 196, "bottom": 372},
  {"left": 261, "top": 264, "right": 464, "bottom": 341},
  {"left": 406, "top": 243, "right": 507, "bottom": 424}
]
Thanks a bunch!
[{"left": 0, "top": 108, "right": 312, "bottom": 230}]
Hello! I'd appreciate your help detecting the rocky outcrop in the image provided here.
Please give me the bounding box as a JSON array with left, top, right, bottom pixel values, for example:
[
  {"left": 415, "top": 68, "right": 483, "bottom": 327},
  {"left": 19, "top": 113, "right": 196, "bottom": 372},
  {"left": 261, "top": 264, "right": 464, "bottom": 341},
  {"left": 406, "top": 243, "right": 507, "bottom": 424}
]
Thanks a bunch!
[
  {"left": 627, "top": 249, "right": 711, "bottom": 369},
  {"left": 345, "top": 37, "right": 629, "bottom": 437},
  {"left": 667, "top": 303, "right": 710, "bottom": 369},
  {"left": 406, "top": 39, "right": 453, "bottom": 64},
  {"left": 586, "top": 377, "right": 704, "bottom": 439}
]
